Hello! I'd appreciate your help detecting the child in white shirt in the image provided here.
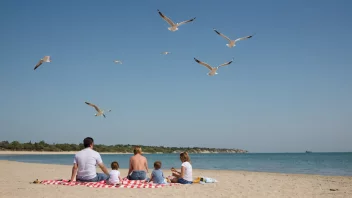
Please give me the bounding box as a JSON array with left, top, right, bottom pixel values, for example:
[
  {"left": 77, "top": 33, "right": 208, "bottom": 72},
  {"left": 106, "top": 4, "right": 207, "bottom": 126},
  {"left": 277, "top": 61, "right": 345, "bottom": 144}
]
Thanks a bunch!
[{"left": 107, "top": 161, "right": 122, "bottom": 185}]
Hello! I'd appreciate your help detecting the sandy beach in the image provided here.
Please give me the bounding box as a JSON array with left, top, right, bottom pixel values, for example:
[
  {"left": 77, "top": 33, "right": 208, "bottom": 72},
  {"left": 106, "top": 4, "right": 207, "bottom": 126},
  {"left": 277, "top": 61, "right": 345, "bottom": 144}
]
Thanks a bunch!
[{"left": 0, "top": 160, "right": 351, "bottom": 198}]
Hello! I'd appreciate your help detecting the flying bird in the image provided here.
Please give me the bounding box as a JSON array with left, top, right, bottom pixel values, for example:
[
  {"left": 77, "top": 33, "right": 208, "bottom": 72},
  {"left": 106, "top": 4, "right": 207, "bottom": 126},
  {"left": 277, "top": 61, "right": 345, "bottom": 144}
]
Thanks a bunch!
[
  {"left": 85, "top": 101, "right": 111, "bottom": 118},
  {"left": 34, "top": 56, "right": 51, "bottom": 70},
  {"left": 213, "top": 29, "right": 254, "bottom": 48},
  {"left": 194, "top": 57, "right": 234, "bottom": 76},
  {"left": 113, "top": 60, "right": 122, "bottom": 64},
  {"left": 161, "top": 51, "right": 171, "bottom": 55},
  {"left": 157, "top": 9, "right": 196, "bottom": 32}
]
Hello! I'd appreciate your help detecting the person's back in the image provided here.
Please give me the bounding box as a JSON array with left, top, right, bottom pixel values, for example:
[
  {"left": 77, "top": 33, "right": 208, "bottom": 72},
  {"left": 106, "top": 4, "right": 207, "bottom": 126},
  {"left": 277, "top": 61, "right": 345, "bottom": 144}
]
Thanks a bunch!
[
  {"left": 74, "top": 148, "right": 101, "bottom": 180},
  {"left": 108, "top": 170, "right": 120, "bottom": 184},
  {"left": 152, "top": 169, "right": 166, "bottom": 184},
  {"left": 70, "top": 137, "right": 109, "bottom": 182},
  {"left": 130, "top": 154, "right": 147, "bottom": 171}
]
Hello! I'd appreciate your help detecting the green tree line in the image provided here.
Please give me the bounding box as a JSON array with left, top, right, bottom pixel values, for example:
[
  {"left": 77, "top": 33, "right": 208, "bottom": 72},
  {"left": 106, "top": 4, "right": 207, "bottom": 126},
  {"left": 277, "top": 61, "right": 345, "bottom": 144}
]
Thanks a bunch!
[{"left": 0, "top": 140, "right": 247, "bottom": 153}]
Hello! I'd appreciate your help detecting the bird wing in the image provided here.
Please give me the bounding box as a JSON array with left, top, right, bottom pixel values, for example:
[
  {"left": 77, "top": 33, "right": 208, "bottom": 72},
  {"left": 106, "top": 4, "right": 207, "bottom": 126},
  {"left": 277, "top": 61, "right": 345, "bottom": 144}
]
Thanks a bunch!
[
  {"left": 157, "top": 9, "right": 175, "bottom": 26},
  {"left": 213, "top": 29, "right": 232, "bottom": 42},
  {"left": 218, "top": 59, "right": 234, "bottom": 68},
  {"left": 194, "top": 58, "right": 213, "bottom": 71},
  {"left": 34, "top": 59, "right": 44, "bottom": 70},
  {"left": 234, "top": 34, "right": 255, "bottom": 42},
  {"left": 177, "top": 17, "right": 196, "bottom": 26},
  {"left": 43, "top": 56, "right": 51, "bottom": 62},
  {"left": 114, "top": 60, "right": 122, "bottom": 64},
  {"left": 85, "top": 102, "right": 101, "bottom": 112}
]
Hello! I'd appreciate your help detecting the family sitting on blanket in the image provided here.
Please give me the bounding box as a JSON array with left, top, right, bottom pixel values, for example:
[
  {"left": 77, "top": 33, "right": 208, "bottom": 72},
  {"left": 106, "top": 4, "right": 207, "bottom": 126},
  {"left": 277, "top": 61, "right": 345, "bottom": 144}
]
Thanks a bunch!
[{"left": 69, "top": 137, "right": 193, "bottom": 184}]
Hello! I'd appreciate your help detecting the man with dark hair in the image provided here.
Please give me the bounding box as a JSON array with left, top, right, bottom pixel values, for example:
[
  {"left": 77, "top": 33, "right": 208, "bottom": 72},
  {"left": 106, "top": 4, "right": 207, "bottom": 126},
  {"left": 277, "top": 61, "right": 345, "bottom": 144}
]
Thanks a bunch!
[
  {"left": 83, "top": 137, "right": 94, "bottom": 148},
  {"left": 70, "top": 137, "right": 109, "bottom": 182}
]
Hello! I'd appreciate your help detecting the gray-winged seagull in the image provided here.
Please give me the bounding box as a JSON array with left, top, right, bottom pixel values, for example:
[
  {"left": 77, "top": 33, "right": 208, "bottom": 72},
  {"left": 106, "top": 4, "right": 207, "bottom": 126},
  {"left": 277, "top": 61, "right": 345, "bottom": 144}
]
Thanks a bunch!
[
  {"left": 213, "top": 29, "right": 255, "bottom": 48},
  {"left": 34, "top": 56, "right": 51, "bottom": 70},
  {"left": 157, "top": 9, "right": 196, "bottom": 32},
  {"left": 194, "top": 57, "right": 234, "bottom": 76},
  {"left": 85, "top": 101, "right": 111, "bottom": 118}
]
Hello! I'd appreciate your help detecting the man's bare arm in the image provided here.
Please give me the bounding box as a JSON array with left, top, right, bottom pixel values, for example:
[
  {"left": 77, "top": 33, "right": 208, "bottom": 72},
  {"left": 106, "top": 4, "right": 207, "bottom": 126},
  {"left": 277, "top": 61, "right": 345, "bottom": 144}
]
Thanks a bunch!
[
  {"left": 70, "top": 163, "right": 78, "bottom": 181},
  {"left": 98, "top": 163, "right": 109, "bottom": 175},
  {"left": 144, "top": 158, "right": 149, "bottom": 173},
  {"left": 127, "top": 158, "right": 133, "bottom": 176}
]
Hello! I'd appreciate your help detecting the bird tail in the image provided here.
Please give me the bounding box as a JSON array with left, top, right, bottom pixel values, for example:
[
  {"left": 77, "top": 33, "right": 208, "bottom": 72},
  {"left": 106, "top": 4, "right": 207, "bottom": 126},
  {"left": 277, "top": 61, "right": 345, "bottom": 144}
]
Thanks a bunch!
[{"left": 103, "top": 114, "right": 106, "bottom": 118}]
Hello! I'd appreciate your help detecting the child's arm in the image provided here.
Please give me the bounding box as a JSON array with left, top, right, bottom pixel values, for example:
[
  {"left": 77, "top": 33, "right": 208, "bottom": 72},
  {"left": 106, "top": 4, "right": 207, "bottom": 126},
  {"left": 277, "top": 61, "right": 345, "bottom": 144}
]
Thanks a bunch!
[{"left": 127, "top": 158, "right": 133, "bottom": 177}]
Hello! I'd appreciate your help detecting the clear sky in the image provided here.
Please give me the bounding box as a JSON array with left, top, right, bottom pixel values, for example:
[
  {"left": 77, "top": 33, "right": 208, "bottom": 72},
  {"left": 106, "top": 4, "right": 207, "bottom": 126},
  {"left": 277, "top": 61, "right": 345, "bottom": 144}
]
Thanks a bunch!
[{"left": 0, "top": 0, "right": 351, "bottom": 153}]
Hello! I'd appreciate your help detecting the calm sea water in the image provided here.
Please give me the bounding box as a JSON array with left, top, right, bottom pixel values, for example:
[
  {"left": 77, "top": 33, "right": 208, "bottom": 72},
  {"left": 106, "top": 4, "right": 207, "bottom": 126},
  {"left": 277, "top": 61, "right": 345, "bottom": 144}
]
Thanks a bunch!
[{"left": 1, "top": 153, "right": 351, "bottom": 176}]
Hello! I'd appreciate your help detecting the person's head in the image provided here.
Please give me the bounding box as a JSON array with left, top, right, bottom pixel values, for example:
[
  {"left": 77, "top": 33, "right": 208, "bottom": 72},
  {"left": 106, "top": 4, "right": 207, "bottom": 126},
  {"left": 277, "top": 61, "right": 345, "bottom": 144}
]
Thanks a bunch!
[
  {"left": 133, "top": 146, "right": 142, "bottom": 155},
  {"left": 83, "top": 137, "right": 94, "bottom": 148},
  {"left": 154, "top": 161, "right": 162, "bottom": 170},
  {"left": 180, "top": 152, "right": 191, "bottom": 163},
  {"left": 111, "top": 161, "right": 119, "bottom": 170}
]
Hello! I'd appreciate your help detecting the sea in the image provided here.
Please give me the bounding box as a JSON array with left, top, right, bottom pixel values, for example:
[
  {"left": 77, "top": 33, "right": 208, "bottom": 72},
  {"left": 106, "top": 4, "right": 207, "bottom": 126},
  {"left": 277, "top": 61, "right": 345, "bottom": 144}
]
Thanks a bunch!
[{"left": 1, "top": 153, "right": 351, "bottom": 176}]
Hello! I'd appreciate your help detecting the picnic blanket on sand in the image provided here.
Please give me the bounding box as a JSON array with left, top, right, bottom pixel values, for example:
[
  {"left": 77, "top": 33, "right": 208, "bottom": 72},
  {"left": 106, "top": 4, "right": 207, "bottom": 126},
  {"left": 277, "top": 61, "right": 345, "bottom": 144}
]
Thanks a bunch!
[{"left": 40, "top": 178, "right": 180, "bottom": 188}]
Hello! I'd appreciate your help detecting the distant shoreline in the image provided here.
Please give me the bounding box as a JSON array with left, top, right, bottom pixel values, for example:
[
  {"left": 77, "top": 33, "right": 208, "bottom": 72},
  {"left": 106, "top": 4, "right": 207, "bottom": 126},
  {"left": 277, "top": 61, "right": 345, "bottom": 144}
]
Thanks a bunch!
[{"left": 0, "top": 140, "right": 248, "bottom": 154}]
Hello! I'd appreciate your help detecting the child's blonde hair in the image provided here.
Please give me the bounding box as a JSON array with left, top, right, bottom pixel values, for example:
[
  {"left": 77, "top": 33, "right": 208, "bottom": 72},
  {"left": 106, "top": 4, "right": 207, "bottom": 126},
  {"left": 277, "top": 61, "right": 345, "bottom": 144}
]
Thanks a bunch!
[
  {"left": 180, "top": 152, "right": 191, "bottom": 163},
  {"left": 133, "top": 146, "right": 142, "bottom": 155}
]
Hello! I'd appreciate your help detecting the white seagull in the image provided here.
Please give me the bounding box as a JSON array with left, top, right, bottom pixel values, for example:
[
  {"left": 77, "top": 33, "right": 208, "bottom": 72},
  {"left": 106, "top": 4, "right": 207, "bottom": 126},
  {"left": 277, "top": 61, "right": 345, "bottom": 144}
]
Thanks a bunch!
[
  {"left": 85, "top": 102, "right": 111, "bottom": 118},
  {"left": 213, "top": 29, "right": 255, "bottom": 48},
  {"left": 34, "top": 56, "right": 51, "bottom": 70},
  {"left": 157, "top": 9, "right": 196, "bottom": 32},
  {"left": 161, "top": 51, "right": 171, "bottom": 55},
  {"left": 194, "top": 57, "right": 234, "bottom": 76},
  {"left": 113, "top": 60, "right": 122, "bottom": 64}
]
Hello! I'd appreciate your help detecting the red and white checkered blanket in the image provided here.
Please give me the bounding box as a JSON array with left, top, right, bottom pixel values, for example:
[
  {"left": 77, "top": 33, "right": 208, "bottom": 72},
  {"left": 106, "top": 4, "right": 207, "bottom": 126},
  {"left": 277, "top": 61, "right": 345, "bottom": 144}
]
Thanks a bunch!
[{"left": 40, "top": 178, "right": 180, "bottom": 188}]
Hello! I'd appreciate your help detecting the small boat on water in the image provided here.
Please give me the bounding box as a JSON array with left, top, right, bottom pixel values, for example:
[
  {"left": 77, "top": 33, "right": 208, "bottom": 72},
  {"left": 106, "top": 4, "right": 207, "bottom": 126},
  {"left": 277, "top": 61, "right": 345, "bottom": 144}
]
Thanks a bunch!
[{"left": 305, "top": 150, "right": 312, "bottom": 153}]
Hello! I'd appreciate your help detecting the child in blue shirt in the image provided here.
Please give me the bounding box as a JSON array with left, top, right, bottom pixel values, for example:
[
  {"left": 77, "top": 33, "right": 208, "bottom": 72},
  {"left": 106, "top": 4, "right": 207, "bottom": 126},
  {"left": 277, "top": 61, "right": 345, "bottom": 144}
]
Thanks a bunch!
[{"left": 150, "top": 161, "right": 168, "bottom": 184}]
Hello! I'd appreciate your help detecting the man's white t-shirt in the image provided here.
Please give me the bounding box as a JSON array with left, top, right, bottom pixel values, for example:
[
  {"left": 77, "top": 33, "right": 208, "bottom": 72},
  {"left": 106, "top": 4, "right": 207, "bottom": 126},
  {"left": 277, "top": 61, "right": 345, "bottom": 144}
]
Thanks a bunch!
[
  {"left": 181, "top": 162, "right": 193, "bottom": 181},
  {"left": 108, "top": 170, "right": 120, "bottom": 184},
  {"left": 73, "top": 148, "right": 103, "bottom": 180}
]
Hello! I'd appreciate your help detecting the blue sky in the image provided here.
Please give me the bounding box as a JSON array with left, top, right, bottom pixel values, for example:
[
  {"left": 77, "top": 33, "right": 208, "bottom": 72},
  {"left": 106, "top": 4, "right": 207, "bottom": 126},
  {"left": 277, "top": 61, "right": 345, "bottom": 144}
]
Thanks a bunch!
[{"left": 0, "top": 0, "right": 351, "bottom": 152}]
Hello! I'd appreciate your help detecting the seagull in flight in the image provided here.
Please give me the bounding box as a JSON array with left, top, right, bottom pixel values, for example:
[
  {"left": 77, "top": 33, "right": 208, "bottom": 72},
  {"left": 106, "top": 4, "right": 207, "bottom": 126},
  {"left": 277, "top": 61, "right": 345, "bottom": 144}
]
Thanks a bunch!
[
  {"left": 157, "top": 9, "right": 196, "bottom": 32},
  {"left": 34, "top": 56, "right": 51, "bottom": 70},
  {"left": 161, "top": 51, "right": 171, "bottom": 55},
  {"left": 213, "top": 29, "right": 255, "bottom": 48},
  {"left": 194, "top": 57, "right": 234, "bottom": 76},
  {"left": 113, "top": 60, "right": 122, "bottom": 64},
  {"left": 85, "top": 102, "right": 111, "bottom": 118}
]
